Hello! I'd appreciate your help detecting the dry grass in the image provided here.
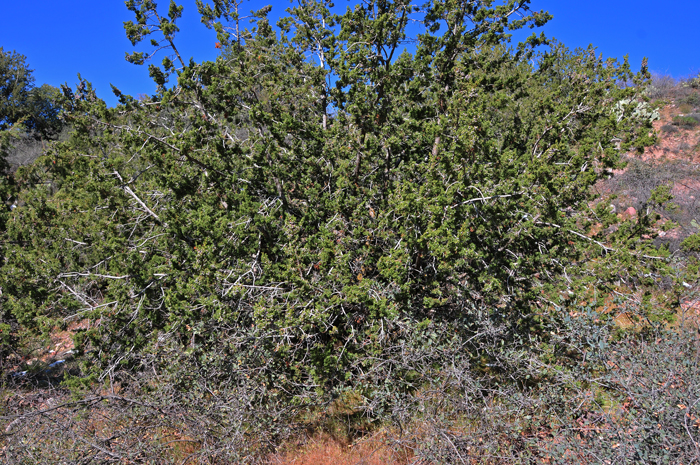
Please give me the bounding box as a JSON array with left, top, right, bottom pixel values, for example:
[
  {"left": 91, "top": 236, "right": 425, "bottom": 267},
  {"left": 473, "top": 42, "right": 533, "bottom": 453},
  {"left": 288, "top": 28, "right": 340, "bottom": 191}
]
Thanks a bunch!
[{"left": 268, "top": 431, "right": 413, "bottom": 465}]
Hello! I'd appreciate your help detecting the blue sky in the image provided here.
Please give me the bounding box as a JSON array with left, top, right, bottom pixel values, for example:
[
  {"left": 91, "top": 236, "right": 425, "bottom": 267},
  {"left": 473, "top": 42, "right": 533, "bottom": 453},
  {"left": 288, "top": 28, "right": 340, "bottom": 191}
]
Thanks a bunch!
[{"left": 1, "top": 1, "right": 698, "bottom": 107}]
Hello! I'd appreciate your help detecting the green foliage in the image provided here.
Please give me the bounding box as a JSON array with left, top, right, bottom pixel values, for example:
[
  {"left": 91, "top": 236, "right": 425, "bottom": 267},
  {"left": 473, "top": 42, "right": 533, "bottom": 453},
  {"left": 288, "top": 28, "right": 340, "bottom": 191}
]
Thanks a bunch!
[
  {"left": 0, "top": 48, "right": 62, "bottom": 139},
  {"left": 0, "top": 1, "right": 671, "bottom": 443},
  {"left": 0, "top": 48, "right": 34, "bottom": 130},
  {"left": 672, "top": 114, "right": 699, "bottom": 128},
  {"left": 679, "top": 92, "right": 700, "bottom": 107},
  {"left": 556, "top": 328, "right": 700, "bottom": 464},
  {"left": 3, "top": 1, "right": 656, "bottom": 386},
  {"left": 124, "top": 0, "right": 186, "bottom": 86},
  {"left": 684, "top": 73, "right": 700, "bottom": 89},
  {"left": 613, "top": 97, "right": 660, "bottom": 123},
  {"left": 681, "top": 233, "right": 700, "bottom": 252}
]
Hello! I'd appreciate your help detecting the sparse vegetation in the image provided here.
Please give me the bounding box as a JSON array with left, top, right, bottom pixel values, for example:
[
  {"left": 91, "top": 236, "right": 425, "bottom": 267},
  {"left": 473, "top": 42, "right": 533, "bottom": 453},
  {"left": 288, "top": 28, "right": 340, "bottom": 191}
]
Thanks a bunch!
[
  {"left": 661, "top": 123, "right": 679, "bottom": 133},
  {"left": 680, "top": 92, "right": 700, "bottom": 108},
  {"left": 647, "top": 72, "right": 677, "bottom": 99},
  {"left": 673, "top": 115, "right": 700, "bottom": 128}
]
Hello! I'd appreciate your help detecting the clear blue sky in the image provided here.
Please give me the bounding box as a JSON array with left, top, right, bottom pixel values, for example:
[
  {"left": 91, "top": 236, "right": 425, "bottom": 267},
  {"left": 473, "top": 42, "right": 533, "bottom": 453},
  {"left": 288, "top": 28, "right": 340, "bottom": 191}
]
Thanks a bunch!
[{"left": 1, "top": 1, "right": 698, "bottom": 108}]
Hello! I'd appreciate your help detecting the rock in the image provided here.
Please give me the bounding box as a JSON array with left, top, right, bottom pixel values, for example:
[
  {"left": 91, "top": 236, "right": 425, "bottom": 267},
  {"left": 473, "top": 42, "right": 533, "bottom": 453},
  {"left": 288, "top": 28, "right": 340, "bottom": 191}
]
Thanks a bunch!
[{"left": 625, "top": 207, "right": 637, "bottom": 216}]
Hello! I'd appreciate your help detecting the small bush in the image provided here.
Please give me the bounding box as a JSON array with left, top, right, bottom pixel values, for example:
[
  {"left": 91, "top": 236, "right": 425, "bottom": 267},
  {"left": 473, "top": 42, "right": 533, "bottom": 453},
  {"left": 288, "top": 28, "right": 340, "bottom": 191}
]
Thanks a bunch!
[
  {"left": 678, "top": 142, "right": 692, "bottom": 153},
  {"left": 679, "top": 103, "right": 694, "bottom": 114},
  {"left": 652, "top": 99, "right": 670, "bottom": 110},
  {"left": 684, "top": 74, "right": 700, "bottom": 89},
  {"left": 601, "top": 158, "right": 700, "bottom": 253},
  {"left": 672, "top": 115, "right": 699, "bottom": 128},
  {"left": 647, "top": 73, "right": 677, "bottom": 99},
  {"left": 4, "top": 137, "right": 44, "bottom": 170},
  {"left": 681, "top": 233, "right": 700, "bottom": 252},
  {"left": 660, "top": 124, "right": 679, "bottom": 134},
  {"left": 556, "top": 328, "right": 700, "bottom": 465},
  {"left": 679, "top": 92, "right": 700, "bottom": 108}
]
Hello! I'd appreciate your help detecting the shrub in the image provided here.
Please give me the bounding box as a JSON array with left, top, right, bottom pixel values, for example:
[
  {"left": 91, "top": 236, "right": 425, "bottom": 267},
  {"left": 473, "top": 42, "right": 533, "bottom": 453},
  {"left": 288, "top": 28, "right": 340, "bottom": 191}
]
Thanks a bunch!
[
  {"left": 2, "top": 0, "right": 660, "bottom": 389},
  {"left": 0, "top": 1, "right": 675, "bottom": 462},
  {"left": 598, "top": 157, "right": 700, "bottom": 256},
  {"left": 681, "top": 233, "right": 700, "bottom": 252},
  {"left": 684, "top": 73, "right": 700, "bottom": 89},
  {"left": 679, "top": 92, "right": 700, "bottom": 108},
  {"left": 661, "top": 124, "right": 679, "bottom": 133},
  {"left": 561, "top": 328, "right": 700, "bottom": 464},
  {"left": 679, "top": 103, "right": 694, "bottom": 114},
  {"left": 647, "top": 73, "right": 677, "bottom": 99},
  {"left": 673, "top": 115, "right": 699, "bottom": 128}
]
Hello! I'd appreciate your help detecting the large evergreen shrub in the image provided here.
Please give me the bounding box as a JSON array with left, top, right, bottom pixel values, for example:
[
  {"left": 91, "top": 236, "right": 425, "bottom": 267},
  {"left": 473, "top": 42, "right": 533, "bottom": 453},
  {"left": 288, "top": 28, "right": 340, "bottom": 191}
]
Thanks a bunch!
[
  {"left": 1, "top": 1, "right": 684, "bottom": 461},
  {"left": 3, "top": 0, "right": 664, "bottom": 389}
]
